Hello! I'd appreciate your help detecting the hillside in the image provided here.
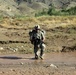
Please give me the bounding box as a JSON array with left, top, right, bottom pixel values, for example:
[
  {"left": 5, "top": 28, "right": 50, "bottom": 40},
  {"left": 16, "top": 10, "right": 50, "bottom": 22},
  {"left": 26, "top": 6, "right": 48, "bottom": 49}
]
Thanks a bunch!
[
  {"left": 0, "top": 16, "right": 76, "bottom": 54},
  {"left": 0, "top": 0, "right": 76, "bottom": 16}
]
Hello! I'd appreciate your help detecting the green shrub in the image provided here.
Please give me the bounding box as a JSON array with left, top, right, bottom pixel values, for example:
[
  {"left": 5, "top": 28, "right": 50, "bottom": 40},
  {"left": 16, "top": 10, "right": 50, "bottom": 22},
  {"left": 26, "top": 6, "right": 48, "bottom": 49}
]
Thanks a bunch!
[
  {"left": 66, "top": 6, "right": 76, "bottom": 15},
  {"left": 35, "top": 6, "right": 76, "bottom": 17},
  {"left": 47, "top": 7, "right": 56, "bottom": 15},
  {"left": 35, "top": 9, "right": 48, "bottom": 17}
]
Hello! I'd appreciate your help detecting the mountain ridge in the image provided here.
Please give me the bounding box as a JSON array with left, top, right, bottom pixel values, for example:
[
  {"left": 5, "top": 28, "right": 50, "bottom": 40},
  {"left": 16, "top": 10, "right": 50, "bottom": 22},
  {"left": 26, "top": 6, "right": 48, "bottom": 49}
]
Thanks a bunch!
[{"left": 0, "top": 0, "right": 76, "bottom": 16}]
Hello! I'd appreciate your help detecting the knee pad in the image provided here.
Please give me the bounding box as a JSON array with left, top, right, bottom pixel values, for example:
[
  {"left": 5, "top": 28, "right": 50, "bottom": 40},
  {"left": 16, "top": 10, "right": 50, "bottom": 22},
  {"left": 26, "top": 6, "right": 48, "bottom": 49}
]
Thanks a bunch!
[{"left": 42, "top": 43, "right": 46, "bottom": 49}]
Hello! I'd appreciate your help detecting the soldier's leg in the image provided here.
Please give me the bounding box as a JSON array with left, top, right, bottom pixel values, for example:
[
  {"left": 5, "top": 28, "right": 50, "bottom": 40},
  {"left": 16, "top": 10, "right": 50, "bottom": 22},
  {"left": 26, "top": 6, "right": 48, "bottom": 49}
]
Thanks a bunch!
[
  {"left": 40, "top": 43, "right": 46, "bottom": 59},
  {"left": 34, "top": 45, "right": 39, "bottom": 59}
]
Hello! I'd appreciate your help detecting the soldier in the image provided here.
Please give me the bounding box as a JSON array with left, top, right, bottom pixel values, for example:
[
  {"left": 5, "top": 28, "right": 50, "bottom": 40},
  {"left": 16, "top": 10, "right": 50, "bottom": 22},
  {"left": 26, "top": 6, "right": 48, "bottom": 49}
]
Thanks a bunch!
[{"left": 29, "top": 25, "right": 46, "bottom": 59}]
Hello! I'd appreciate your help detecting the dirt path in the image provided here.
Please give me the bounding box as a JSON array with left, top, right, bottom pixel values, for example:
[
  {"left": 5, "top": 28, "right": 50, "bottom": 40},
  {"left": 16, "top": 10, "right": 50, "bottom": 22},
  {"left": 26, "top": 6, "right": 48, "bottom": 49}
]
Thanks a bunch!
[{"left": 0, "top": 52, "right": 76, "bottom": 75}]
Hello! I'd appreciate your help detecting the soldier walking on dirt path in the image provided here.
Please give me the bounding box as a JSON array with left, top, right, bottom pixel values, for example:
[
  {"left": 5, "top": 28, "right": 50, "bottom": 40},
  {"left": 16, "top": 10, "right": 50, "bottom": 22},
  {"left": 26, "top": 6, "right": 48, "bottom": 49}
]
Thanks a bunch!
[{"left": 29, "top": 25, "right": 46, "bottom": 59}]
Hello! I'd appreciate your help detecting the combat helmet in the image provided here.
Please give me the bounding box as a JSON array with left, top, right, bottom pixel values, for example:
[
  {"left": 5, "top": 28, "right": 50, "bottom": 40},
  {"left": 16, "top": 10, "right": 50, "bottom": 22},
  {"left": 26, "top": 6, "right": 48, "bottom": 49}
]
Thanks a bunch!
[{"left": 34, "top": 25, "right": 40, "bottom": 30}]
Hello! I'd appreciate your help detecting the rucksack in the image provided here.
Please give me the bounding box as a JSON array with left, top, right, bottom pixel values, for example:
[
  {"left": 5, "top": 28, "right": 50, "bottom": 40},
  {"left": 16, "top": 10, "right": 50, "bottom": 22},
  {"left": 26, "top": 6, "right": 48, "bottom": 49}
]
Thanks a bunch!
[{"left": 29, "top": 29, "right": 45, "bottom": 44}]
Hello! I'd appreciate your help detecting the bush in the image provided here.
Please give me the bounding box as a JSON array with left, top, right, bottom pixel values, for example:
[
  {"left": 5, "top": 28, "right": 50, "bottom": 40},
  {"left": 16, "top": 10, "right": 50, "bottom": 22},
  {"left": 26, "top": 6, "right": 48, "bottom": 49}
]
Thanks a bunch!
[
  {"left": 48, "top": 8, "right": 63, "bottom": 16},
  {"left": 35, "top": 9, "right": 47, "bottom": 17},
  {"left": 48, "top": 6, "right": 76, "bottom": 16},
  {"left": 48, "top": 7, "right": 56, "bottom": 15},
  {"left": 35, "top": 6, "right": 76, "bottom": 17},
  {"left": 66, "top": 6, "right": 76, "bottom": 15}
]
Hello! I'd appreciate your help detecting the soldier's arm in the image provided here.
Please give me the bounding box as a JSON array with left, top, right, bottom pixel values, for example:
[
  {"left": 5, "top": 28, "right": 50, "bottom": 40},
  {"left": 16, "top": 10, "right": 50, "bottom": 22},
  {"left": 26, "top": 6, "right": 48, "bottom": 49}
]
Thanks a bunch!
[{"left": 41, "top": 32, "right": 45, "bottom": 42}]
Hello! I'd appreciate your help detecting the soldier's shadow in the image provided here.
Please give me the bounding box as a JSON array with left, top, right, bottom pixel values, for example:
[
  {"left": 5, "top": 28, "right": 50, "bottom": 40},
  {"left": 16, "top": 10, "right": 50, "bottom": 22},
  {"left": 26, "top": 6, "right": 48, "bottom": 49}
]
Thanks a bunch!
[
  {"left": 0, "top": 56, "right": 22, "bottom": 60},
  {"left": 0, "top": 56, "right": 37, "bottom": 60}
]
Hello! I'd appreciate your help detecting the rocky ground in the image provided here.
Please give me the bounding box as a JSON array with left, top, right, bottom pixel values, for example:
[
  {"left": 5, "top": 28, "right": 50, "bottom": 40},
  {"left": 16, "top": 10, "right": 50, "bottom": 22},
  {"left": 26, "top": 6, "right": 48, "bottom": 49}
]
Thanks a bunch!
[{"left": 0, "top": 52, "right": 76, "bottom": 75}]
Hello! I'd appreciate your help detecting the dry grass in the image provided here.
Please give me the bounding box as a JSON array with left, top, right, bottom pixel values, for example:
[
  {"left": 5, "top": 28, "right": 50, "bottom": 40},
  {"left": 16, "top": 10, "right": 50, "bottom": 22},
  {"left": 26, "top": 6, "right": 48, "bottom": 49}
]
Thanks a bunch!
[
  {"left": 0, "top": 16, "right": 76, "bottom": 53},
  {"left": 1, "top": 16, "right": 76, "bottom": 28}
]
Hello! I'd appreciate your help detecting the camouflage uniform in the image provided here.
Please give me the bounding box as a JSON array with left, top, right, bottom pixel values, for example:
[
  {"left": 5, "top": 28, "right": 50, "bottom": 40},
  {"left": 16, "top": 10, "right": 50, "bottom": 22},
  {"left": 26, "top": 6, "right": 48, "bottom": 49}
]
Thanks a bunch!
[{"left": 29, "top": 25, "right": 46, "bottom": 59}]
